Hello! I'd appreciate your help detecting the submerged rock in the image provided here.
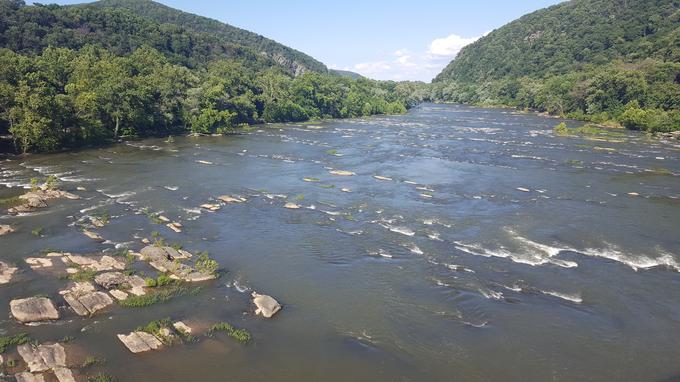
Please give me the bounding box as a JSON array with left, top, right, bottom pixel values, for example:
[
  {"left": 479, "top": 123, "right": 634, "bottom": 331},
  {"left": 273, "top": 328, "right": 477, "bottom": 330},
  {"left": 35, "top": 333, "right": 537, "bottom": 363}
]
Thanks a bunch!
[
  {"left": 0, "top": 261, "right": 18, "bottom": 284},
  {"left": 82, "top": 230, "right": 103, "bottom": 242},
  {"left": 252, "top": 292, "right": 281, "bottom": 318},
  {"left": 10, "top": 297, "right": 59, "bottom": 323},
  {"left": 117, "top": 331, "right": 163, "bottom": 353}
]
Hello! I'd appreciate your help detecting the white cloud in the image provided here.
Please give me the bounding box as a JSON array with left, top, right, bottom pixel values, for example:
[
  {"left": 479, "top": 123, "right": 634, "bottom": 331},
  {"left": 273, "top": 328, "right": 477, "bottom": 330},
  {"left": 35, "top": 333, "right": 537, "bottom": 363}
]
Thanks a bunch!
[
  {"left": 349, "top": 32, "right": 483, "bottom": 82},
  {"left": 428, "top": 34, "right": 480, "bottom": 57}
]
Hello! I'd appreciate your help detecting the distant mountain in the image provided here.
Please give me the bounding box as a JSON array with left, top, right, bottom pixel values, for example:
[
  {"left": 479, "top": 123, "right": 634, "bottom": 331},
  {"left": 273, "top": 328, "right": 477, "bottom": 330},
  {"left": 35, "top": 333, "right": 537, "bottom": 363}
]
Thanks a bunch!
[
  {"left": 86, "top": 0, "right": 327, "bottom": 75},
  {"left": 435, "top": 0, "right": 679, "bottom": 83},
  {"left": 432, "top": 0, "right": 680, "bottom": 132},
  {"left": 330, "top": 69, "right": 363, "bottom": 79}
]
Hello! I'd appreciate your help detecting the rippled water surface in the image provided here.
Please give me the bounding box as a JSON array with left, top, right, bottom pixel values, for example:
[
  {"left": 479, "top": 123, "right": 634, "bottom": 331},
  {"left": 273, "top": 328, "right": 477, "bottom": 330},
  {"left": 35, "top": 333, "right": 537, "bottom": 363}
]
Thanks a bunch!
[{"left": 1, "top": 104, "right": 680, "bottom": 381}]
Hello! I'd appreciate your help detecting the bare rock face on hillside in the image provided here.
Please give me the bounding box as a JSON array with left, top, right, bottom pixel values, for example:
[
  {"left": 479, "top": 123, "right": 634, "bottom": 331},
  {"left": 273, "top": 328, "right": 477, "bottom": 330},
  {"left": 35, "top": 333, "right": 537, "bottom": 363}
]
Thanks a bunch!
[{"left": 10, "top": 297, "right": 59, "bottom": 323}]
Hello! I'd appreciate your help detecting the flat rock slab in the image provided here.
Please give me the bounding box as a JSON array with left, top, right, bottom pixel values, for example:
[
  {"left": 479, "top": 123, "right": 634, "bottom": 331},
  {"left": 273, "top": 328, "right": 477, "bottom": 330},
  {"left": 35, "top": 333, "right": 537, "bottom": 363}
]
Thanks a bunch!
[
  {"left": 173, "top": 321, "right": 192, "bottom": 334},
  {"left": 82, "top": 230, "right": 103, "bottom": 242},
  {"left": 53, "top": 367, "right": 76, "bottom": 382},
  {"left": 61, "top": 282, "right": 113, "bottom": 316},
  {"left": 66, "top": 254, "right": 125, "bottom": 272},
  {"left": 0, "top": 261, "right": 18, "bottom": 284},
  {"left": 140, "top": 246, "right": 192, "bottom": 262},
  {"left": 17, "top": 344, "right": 49, "bottom": 372},
  {"left": 217, "top": 195, "right": 246, "bottom": 203},
  {"left": 10, "top": 297, "right": 59, "bottom": 323},
  {"left": 117, "top": 331, "right": 163, "bottom": 353},
  {"left": 15, "top": 372, "right": 45, "bottom": 382},
  {"left": 252, "top": 293, "right": 281, "bottom": 318},
  {"left": 19, "top": 343, "right": 67, "bottom": 372}
]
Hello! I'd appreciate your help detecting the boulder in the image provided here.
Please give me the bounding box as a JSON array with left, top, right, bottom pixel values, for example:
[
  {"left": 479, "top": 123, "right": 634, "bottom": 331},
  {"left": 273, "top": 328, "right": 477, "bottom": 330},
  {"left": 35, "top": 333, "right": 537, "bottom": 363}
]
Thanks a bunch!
[
  {"left": 66, "top": 254, "right": 125, "bottom": 272},
  {"left": 373, "top": 175, "right": 392, "bottom": 181},
  {"left": 0, "top": 261, "right": 18, "bottom": 284},
  {"left": 36, "top": 343, "right": 66, "bottom": 368},
  {"left": 0, "top": 224, "right": 14, "bottom": 236},
  {"left": 10, "top": 297, "right": 59, "bottom": 323},
  {"left": 117, "top": 331, "right": 163, "bottom": 353},
  {"left": 166, "top": 222, "right": 182, "bottom": 233},
  {"left": 284, "top": 202, "right": 300, "bottom": 209},
  {"left": 252, "top": 292, "right": 281, "bottom": 318},
  {"left": 200, "top": 203, "right": 221, "bottom": 211}
]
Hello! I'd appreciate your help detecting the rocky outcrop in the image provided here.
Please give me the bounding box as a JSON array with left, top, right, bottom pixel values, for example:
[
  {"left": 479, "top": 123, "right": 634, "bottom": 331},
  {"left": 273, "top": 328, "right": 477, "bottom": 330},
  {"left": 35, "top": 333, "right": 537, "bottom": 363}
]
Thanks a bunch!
[
  {"left": 16, "top": 343, "right": 74, "bottom": 382},
  {"left": 60, "top": 282, "right": 113, "bottom": 316},
  {"left": 658, "top": 130, "right": 680, "bottom": 140},
  {"left": 218, "top": 195, "right": 246, "bottom": 203},
  {"left": 10, "top": 297, "right": 59, "bottom": 323},
  {"left": 252, "top": 292, "right": 281, "bottom": 318},
  {"left": 140, "top": 246, "right": 215, "bottom": 282},
  {"left": 8, "top": 189, "right": 79, "bottom": 215}
]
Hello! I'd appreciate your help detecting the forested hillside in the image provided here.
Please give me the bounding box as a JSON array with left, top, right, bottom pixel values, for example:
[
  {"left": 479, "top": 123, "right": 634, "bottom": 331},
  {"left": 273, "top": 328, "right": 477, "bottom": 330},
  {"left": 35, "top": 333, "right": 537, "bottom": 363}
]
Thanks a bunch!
[
  {"left": 433, "top": 0, "right": 680, "bottom": 132},
  {"left": 87, "top": 0, "right": 328, "bottom": 75},
  {"left": 0, "top": 0, "right": 422, "bottom": 153}
]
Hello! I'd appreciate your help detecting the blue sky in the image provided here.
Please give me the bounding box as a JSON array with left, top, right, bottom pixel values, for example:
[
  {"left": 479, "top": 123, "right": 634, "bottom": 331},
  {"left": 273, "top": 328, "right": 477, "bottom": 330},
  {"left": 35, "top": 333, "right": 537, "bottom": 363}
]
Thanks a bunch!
[{"left": 33, "top": 0, "right": 564, "bottom": 81}]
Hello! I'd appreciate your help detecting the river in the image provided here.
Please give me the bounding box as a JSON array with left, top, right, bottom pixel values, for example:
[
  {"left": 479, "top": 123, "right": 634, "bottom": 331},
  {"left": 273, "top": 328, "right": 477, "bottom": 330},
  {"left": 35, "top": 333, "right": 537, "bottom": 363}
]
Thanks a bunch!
[{"left": 1, "top": 103, "right": 679, "bottom": 381}]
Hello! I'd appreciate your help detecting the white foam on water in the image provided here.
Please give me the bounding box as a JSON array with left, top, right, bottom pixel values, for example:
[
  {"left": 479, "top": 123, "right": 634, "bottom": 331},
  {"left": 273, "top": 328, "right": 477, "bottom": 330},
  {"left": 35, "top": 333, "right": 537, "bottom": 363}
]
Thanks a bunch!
[
  {"left": 402, "top": 243, "right": 424, "bottom": 255},
  {"left": 385, "top": 225, "right": 415, "bottom": 236},
  {"left": 541, "top": 290, "right": 583, "bottom": 304},
  {"left": 369, "top": 249, "right": 393, "bottom": 259},
  {"left": 580, "top": 245, "right": 680, "bottom": 272}
]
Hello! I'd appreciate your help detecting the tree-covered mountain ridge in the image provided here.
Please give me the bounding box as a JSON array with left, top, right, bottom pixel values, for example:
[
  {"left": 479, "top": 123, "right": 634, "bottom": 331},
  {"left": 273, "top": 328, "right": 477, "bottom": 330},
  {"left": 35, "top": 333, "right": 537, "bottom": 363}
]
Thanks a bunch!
[
  {"left": 433, "top": 0, "right": 680, "bottom": 133},
  {"left": 85, "top": 0, "right": 328, "bottom": 75},
  {"left": 0, "top": 0, "right": 428, "bottom": 153}
]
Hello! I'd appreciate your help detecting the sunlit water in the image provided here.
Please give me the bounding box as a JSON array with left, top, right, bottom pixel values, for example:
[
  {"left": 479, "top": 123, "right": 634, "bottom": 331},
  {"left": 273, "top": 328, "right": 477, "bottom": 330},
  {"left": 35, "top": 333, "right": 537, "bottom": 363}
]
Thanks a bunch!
[{"left": 1, "top": 103, "right": 680, "bottom": 381}]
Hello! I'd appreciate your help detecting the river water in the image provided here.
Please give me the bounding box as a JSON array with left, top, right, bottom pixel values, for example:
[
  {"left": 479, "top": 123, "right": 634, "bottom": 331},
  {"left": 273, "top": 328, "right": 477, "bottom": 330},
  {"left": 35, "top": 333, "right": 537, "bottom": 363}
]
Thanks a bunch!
[{"left": 1, "top": 103, "right": 679, "bottom": 381}]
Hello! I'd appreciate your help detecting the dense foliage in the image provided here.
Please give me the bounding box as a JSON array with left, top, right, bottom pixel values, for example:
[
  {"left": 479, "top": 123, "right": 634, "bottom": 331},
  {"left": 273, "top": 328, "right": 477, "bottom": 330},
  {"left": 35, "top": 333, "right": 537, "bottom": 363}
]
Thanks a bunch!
[
  {"left": 88, "top": 0, "right": 328, "bottom": 75},
  {"left": 0, "top": 1, "right": 419, "bottom": 153},
  {"left": 433, "top": 0, "right": 680, "bottom": 132}
]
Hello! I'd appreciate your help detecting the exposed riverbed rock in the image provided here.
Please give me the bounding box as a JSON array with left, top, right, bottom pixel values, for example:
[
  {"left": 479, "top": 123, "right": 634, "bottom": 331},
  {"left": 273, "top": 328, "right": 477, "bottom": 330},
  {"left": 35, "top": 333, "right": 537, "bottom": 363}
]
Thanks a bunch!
[
  {"left": 7, "top": 189, "right": 79, "bottom": 215},
  {"left": 252, "top": 292, "right": 281, "bottom": 318},
  {"left": 117, "top": 331, "right": 163, "bottom": 353},
  {"left": 16, "top": 343, "right": 74, "bottom": 382},
  {"left": 10, "top": 297, "right": 59, "bottom": 323},
  {"left": 329, "top": 170, "right": 355, "bottom": 176},
  {"left": 284, "top": 202, "right": 300, "bottom": 209},
  {"left": 140, "top": 246, "right": 215, "bottom": 282},
  {"left": 60, "top": 282, "right": 113, "bottom": 316},
  {"left": 82, "top": 230, "right": 103, "bottom": 242},
  {"left": 66, "top": 254, "right": 126, "bottom": 272},
  {"left": 218, "top": 195, "right": 246, "bottom": 203},
  {"left": 0, "top": 224, "right": 14, "bottom": 236},
  {"left": 14, "top": 372, "right": 45, "bottom": 382},
  {"left": 0, "top": 261, "right": 18, "bottom": 284}
]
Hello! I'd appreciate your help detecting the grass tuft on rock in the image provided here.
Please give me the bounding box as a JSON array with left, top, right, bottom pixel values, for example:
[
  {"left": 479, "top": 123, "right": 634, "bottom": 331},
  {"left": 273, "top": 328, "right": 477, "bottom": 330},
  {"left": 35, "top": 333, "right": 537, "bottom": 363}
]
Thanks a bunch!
[
  {"left": 0, "top": 333, "right": 32, "bottom": 353},
  {"left": 119, "top": 285, "right": 201, "bottom": 308}
]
